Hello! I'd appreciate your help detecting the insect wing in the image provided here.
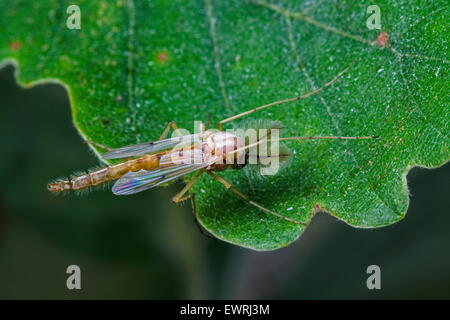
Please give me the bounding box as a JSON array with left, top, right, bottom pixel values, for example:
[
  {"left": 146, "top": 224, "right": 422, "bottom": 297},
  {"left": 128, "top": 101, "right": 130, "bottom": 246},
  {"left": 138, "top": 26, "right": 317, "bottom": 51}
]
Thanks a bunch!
[
  {"left": 112, "top": 163, "right": 207, "bottom": 195},
  {"left": 113, "top": 146, "right": 212, "bottom": 195},
  {"left": 103, "top": 134, "right": 202, "bottom": 159}
]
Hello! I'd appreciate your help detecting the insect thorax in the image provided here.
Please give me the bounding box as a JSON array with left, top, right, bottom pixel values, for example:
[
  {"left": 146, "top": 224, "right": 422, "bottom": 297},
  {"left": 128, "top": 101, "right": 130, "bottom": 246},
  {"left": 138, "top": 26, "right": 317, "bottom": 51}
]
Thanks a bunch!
[{"left": 203, "top": 131, "right": 246, "bottom": 170}]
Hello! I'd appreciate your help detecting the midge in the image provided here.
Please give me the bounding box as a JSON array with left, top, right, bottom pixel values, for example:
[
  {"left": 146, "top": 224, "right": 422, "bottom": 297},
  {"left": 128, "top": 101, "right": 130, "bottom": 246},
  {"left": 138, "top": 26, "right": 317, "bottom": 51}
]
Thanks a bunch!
[{"left": 48, "top": 62, "right": 378, "bottom": 225}]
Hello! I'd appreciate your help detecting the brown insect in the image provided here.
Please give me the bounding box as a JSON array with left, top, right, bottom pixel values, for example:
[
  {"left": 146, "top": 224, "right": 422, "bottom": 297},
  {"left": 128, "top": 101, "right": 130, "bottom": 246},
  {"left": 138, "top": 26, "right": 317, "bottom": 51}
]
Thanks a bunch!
[{"left": 48, "top": 62, "right": 377, "bottom": 225}]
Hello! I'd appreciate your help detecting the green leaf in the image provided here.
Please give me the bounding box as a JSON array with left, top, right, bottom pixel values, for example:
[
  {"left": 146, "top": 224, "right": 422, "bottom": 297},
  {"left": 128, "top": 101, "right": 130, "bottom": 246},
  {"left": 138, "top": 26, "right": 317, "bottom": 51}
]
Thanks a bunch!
[{"left": 1, "top": 0, "right": 448, "bottom": 250}]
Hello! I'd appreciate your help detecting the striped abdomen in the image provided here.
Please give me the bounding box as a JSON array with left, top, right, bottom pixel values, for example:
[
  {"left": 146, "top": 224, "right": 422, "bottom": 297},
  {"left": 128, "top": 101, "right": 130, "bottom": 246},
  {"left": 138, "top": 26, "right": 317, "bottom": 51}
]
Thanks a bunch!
[{"left": 47, "top": 155, "right": 160, "bottom": 193}]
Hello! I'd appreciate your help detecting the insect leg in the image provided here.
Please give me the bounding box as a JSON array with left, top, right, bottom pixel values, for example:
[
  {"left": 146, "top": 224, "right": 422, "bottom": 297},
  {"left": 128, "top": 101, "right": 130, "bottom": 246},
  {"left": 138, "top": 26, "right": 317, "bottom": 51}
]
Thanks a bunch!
[
  {"left": 189, "top": 193, "right": 217, "bottom": 240},
  {"left": 86, "top": 139, "right": 114, "bottom": 151},
  {"left": 159, "top": 121, "right": 183, "bottom": 140},
  {"left": 217, "top": 61, "right": 355, "bottom": 130},
  {"left": 206, "top": 171, "right": 306, "bottom": 225},
  {"left": 172, "top": 170, "right": 217, "bottom": 239},
  {"left": 173, "top": 193, "right": 217, "bottom": 239},
  {"left": 172, "top": 169, "right": 205, "bottom": 203}
]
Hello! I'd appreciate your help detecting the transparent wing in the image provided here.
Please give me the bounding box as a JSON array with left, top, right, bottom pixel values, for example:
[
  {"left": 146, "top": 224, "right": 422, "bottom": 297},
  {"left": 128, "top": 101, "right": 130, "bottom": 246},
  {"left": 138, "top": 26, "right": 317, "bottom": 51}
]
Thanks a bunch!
[
  {"left": 112, "top": 148, "right": 214, "bottom": 195},
  {"left": 112, "top": 163, "right": 208, "bottom": 195},
  {"left": 103, "top": 134, "right": 202, "bottom": 159}
]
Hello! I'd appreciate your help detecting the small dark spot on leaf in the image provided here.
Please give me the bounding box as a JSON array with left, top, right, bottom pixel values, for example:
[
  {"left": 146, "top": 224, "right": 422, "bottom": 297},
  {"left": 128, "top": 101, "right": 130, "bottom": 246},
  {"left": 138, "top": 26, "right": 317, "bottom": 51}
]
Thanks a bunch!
[
  {"left": 9, "top": 41, "right": 21, "bottom": 51},
  {"left": 102, "top": 119, "right": 110, "bottom": 126}
]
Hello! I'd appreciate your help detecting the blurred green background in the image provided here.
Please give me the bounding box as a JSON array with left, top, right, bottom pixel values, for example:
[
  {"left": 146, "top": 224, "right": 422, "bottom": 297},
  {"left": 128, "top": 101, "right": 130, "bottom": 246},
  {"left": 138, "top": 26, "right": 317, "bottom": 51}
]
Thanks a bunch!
[{"left": 0, "top": 64, "right": 449, "bottom": 299}]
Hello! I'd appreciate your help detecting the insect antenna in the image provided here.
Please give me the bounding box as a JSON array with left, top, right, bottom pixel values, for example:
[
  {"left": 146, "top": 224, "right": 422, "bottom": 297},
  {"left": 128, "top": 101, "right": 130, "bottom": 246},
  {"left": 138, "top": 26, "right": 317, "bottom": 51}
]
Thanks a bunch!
[
  {"left": 231, "top": 135, "right": 380, "bottom": 155},
  {"left": 218, "top": 60, "right": 356, "bottom": 130}
]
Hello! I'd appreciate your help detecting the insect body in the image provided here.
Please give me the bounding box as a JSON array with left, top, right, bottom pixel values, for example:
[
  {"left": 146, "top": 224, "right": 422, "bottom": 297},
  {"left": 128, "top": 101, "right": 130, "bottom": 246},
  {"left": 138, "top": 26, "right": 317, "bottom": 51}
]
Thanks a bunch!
[
  {"left": 48, "top": 62, "right": 378, "bottom": 225},
  {"left": 48, "top": 130, "right": 247, "bottom": 192},
  {"left": 47, "top": 154, "right": 161, "bottom": 192},
  {"left": 202, "top": 130, "right": 246, "bottom": 171}
]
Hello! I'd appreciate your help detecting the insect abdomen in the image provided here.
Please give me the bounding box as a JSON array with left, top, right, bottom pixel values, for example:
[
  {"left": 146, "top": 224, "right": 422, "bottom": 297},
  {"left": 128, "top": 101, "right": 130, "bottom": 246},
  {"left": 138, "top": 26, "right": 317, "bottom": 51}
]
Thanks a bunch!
[{"left": 47, "top": 156, "right": 160, "bottom": 193}]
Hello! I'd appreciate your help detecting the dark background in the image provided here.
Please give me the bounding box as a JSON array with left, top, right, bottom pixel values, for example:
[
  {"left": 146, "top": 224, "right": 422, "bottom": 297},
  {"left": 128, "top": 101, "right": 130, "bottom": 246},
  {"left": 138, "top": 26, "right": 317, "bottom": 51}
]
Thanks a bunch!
[{"left": 0, "top": 64, "right": 449, "bottom": 299}]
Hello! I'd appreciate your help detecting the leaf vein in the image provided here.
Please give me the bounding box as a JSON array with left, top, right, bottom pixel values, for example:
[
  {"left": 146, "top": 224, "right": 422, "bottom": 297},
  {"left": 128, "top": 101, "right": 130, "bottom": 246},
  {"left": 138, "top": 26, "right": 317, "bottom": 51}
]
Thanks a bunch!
[
  {"left": 204, "top": 0, "right": 233, "bottom": 116},
  {"left": 253, "top": 0, "right": 450, "bottom": 64},
  {"left": 285, "top": 17, "right": 400, "bottom": 216},
  {"left": 126, "top": 0, "right": 140, "bottom": 142},
  {"left": 398, "top": 59, "right": 448, "bottom": 139}
]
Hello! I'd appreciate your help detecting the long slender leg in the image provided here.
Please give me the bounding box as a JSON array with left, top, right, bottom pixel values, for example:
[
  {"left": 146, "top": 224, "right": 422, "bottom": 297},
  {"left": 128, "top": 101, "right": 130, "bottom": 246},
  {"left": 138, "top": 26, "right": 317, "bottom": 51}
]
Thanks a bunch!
[
  {"left": 217, "top": 61, "right": 355, "bottom": 130},
  {"left": 229, "top": 135, "right": 379, "bottom": 157},
  {"left": 88, "top": 139, "right": 137, "bottom": 164},
  {"left": 172, "top": 169, "right": 205, "bottom": 203},
  {"left": 159, "top": 121, "right": 183, "bottom": 140},
  {"left": 173, "top": 193, "right": 217, "bottom": 240},
  {"left": 86, "top": 121, "right": 183, "bottom": 152},
  {"left": 86, "top": 139, "right": 114, "bottom": 151},
  {"left": 206, "top": 171, "right": 306, "bottom": 225},
  {"left": 172, "top": 170, "right": 216, "bottom": 239},
  {"left": 189, "top": 193, "right": 217, "bottom": 240}
]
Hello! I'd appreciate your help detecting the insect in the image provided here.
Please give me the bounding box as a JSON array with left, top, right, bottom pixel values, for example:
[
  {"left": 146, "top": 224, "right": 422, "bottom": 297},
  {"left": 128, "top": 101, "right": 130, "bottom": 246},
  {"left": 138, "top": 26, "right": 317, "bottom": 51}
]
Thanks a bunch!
[{"left": 48, "top": 62, "right": 378, "bottom": 225}]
